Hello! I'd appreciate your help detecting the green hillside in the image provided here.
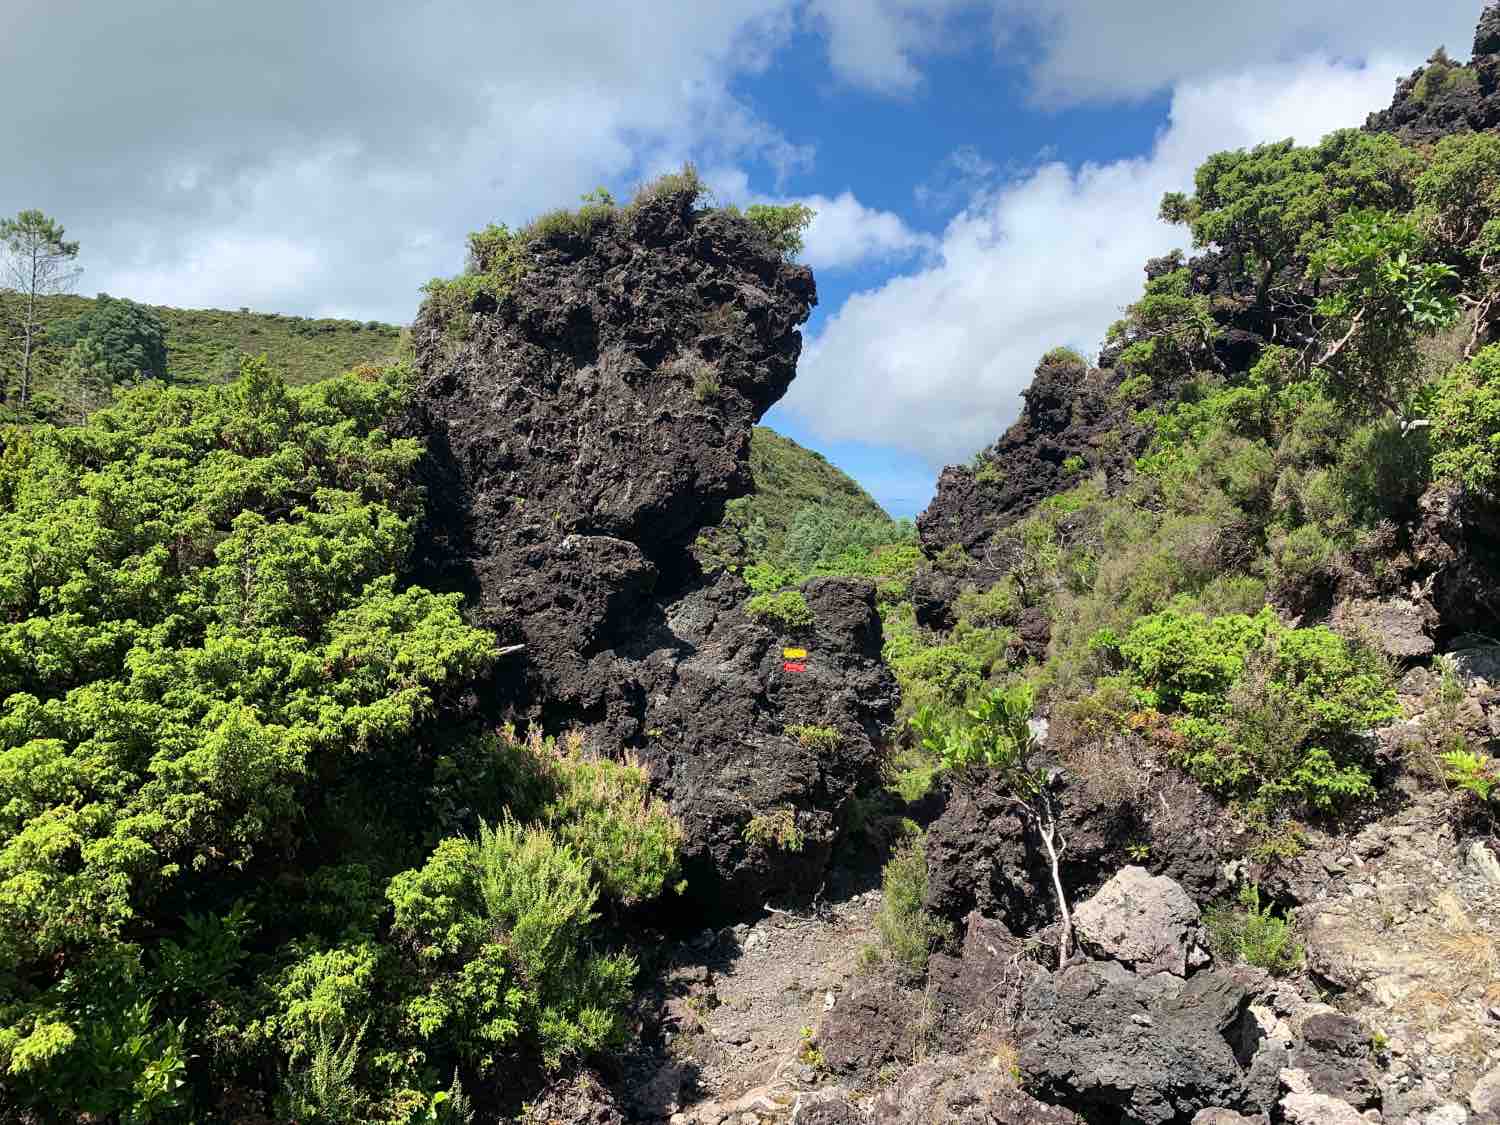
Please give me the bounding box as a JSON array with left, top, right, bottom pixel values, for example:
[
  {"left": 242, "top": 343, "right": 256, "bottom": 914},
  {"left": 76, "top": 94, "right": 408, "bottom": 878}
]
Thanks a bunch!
[{"left": 2, "top": 291, "right": 403, "bottom": 392}]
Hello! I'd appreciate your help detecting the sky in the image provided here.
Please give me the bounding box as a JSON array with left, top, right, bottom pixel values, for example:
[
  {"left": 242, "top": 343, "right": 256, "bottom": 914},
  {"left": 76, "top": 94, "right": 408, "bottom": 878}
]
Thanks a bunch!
[{"left": 0, "top": 0, "right": 1484, "bottom": 517}]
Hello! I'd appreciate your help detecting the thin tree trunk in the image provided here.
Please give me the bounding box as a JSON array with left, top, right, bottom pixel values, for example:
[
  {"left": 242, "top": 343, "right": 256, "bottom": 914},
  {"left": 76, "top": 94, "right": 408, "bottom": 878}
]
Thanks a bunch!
[
  {"left": 1035, "top": 801, "right": 1073, "bottom": 970},
  {"left": 20, "top": 253, "right": 37, "bottom": 408}
]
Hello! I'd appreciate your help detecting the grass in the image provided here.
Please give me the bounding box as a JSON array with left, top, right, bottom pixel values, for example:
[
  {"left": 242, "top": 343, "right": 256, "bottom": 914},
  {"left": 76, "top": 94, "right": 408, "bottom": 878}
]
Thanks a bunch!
[{"left": 9, "top": 292, "right": 402, "bottom": 389}]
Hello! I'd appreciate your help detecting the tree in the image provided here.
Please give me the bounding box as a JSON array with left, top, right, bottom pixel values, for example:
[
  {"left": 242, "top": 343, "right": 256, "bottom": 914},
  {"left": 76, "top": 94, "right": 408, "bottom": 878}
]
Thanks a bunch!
[
  {"left": 1306, "top": 209, "right": 1459, "bottom": 419},
  {"left": 0, "top": 210, "right": 81, "bottom": 408},
  {"left": 1160, "top": 130, "right": 1417, "bottom": 308},
  {"left": 57, "top": 337, "right": 112, "bottom": 423},
  {"left": 1414, "top": 132, "right": 1500, "bottom": 354},
  {"left": 744, "top": 203, "right": 816, "bottom": 261},
  {"left": 53, "top": 293, "right": 168, "bottom": 385}
]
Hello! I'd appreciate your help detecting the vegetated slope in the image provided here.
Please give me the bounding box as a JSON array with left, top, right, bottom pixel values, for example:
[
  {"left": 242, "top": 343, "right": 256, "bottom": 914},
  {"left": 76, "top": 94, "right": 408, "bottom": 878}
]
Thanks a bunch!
[
  {"left": 778, "top": 6, "right": 1500, "bottom": 1125},
  {"left": 0, "top": 174, "right": 899, "bottom": 1125},
  {"left": 9, "top": 291, "right": 402, "bottom": 386}
]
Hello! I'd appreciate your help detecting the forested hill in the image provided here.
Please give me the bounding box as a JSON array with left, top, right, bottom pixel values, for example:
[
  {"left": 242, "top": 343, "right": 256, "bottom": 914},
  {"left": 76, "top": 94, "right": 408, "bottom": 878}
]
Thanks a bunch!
[{"left": 10, "top": 291, "right": 403, "bottom": 388}]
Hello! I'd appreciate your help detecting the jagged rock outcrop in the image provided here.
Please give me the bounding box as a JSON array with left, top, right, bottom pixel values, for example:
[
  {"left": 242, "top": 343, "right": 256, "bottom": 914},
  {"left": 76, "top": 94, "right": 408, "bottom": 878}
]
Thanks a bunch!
[
  {"left": 916, "top": 350, "right": 1146, "bottom": 561},
  {"left": 1018, "top": 961, "right": 1262, "bottom": 1124},
  {"left": 1367, "top": 5, "right": 1500, "bottom": 144},
  {"left": 922, "top": 770, "right": 1234, "bottom": 938},
  {"left": 409, "top": 187, "right": 896, "bottom": 915}
]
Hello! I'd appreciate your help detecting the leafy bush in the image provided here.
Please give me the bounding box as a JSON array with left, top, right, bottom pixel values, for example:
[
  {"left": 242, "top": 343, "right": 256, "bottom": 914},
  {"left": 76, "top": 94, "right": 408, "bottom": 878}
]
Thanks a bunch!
[
  {"left": 912, "top": 683, "right": 1038, "bottom": 775},
  {"left": 1204, "top": 884, "right": 1302, "bottom": 975},
  {"left": 1442, "top": 747, "right": 1499, "bottom": 803},
  {"left": 1431, "top": 344, "right": 1500, "bottom": 492},
  {"left": 1114, "top": 607, "right": 1397, "bottom": 814},
  {"left": 875, "top": 833, "right": 950, "bottom": 977},
  {"left": 744, "top": 203, "right": 815, "bottom": 261},
  {"left": 745, "top": 589, "right": 814, "bottom": 630}
]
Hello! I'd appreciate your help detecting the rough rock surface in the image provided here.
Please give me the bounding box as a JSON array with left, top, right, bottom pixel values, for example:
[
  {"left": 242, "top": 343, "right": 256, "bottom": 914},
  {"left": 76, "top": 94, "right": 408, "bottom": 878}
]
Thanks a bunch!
[
  {"left": 924, "top": 770, "right": 1234, "bottom": 937},
  {"left": 1411, "top": 484, "right": 1500, "bottom": 642},
  {"left": 1329, "top": 596, "right": 1438, "bottom": 661},
  {"left": 1018, "top": 961, "right": 1260, "bottom": 1124},
  {"left": 1073, "top": 866, "right": 1209, "bottom": 978},
  {"left": 409, "top": 187, "right": 897, "bottom": 914},
  {"left": 868, "top": 1060, "right": 1083, "bottom": 1125},
  {"left": 1366, "top": 5, "right": 1500, "bottom": 144},
  {"left": 916, "top": 352, "right": 1147, "bottom": 561},
  {"left": 519, "top": 1070, "right": 625, "bottom": 1125},
  {"left": 817, "top": 982, "right": 916, "bottom": 1076}
]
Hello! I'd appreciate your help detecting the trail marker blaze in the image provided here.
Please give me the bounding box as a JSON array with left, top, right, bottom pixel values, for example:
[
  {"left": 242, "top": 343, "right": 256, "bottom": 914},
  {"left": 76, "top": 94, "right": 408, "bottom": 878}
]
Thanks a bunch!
[
  {"left": 782, "top": 661, "right": 807, "bottom": 673},
  {"left": 783, "top": 647, "right": 808, "bottom": 659}
]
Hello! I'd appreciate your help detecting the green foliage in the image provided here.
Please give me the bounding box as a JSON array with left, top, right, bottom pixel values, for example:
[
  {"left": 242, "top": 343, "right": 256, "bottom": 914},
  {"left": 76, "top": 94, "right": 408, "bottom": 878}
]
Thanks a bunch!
[
  {"left": 505, "top": 728, "right": 683, "bottom": 906},
  {"left": 874, "top": 833, "right": 950, "bottom": 977},
  {"left": 1204, "top": 884, "right": 1302, "bottom": 975},
  {"left": 745, "top": 589, "right": 814, "bottom": 630},
  {"left": 1307, "top": 209, "right": 1458, "bottom": 413},
  {"left": 1415, "top": 131, "right": 1500, "bottom": 268},
  {"left": 11, "top": 293, "right": 402, "bottom": 397},
  {"left": 744, "top": 203, "right": 816, "bottom": 261},
  {"left": 1410, "top": 50, "right": 1478, "bottom": 105},
  {"left": 1107, "top": 267, "right": 1217, "bottom": 385},
  {"left": 1160, "top": 129, "right": 1418, "bottom": 303},
  {"left": 786, "top": 724, "right": 841, "bottom": 750},
  {"left": 422, "top": 223, "right": 531, "bottom": 337},
  {"left": 1441, "top": 746, "right": 1498, "bottom": 803},
  {"left": 1432, "top": 344, "right": 1500, "bottom": 492},
  {"left": 1062, "top": 454, "right": 1086, "bottom": 475},
  {"left": 1114, "top": 607, "right": 1397, "bottom": 814},
  {"left": 52, "top": 293, "right": 169, "bottom": 385},
  {"left": 912, "top": 682, "right": 1039, "bottom": 779},
  {"left": 742, "top": 808, "right": 805, "bottom": 852},
  {"left": 700, "top": 427, "right": 897, "bottom": 575}
]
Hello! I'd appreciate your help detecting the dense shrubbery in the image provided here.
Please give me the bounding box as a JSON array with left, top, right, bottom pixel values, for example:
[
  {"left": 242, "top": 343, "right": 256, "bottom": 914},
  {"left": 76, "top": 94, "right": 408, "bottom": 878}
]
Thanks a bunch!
[
  {"left": 1101, "top": 607, "right": 1397, "bottom": 816},
  {"left": 0, "top": 358, "right": 684, "bottom": 1121}
]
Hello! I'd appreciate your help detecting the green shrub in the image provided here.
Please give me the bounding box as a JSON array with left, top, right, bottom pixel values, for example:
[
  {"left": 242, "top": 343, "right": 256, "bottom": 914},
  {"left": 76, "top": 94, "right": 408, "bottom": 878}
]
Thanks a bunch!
[
  {"left": 912, "top": 683, "right": 1038, "bottom": 774},
  {"left": 875, "top": 833, "right": 950, "bottom": 977},
  {"left": 1062, "top": 454, "right": 1087, "bottom": 476},
  {"left": 507, "top": 728, "right": 684, "bottom": 906},
  {"left": 787, "top": 724, "right": 841, "bottom": 750},
  {"left": 742, "top": 808, "right": 805, "bottom": 852},
  {"left": 1204, "top": 884, "right": 1302, "bottom": 975},
  {"left": 1432, "top": 345, "right": 1500, "bottom": 493},
  {"left": 745, "top": 589, "right": 814, "bottom": 630},
  {"left": 1116, "top": 607, "right": 1396, "bottom": 814},
  {"left": 744, "top": 203, "right": 815, "bottom": 261}
]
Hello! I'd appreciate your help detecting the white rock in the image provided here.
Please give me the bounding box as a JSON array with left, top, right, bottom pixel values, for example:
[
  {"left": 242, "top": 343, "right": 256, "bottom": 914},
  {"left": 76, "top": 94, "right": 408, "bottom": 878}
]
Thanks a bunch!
[
  {"left": 1471, "top": 1064, "right": 1500, "bottom": 1114},
  {"left": 1464, "top": 841, "right": 1500, "bottom": 887},
  {"left": 1073, "top": 866, "right": 1204, "bottom": 977}
]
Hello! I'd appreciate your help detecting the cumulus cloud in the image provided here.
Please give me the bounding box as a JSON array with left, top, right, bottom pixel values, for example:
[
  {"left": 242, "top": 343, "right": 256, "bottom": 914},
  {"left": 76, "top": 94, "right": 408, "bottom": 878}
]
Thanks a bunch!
[
  {"left": 0, "top": 0, "right": 803, "bottom": 322},
  {"left": 796, "top": 192, "right": 936, "bottom": 270},
  {"left": 806, "top": 0, "right": 976, "bottom": 92},
  {"left": 996, "top": 0, "right": 1478, "bottom": 103},
  {"left": 782, "top": 55, "right": 1410, "bottom": 466},
  {"left": 801, "top": 0, "right": 1475, "bottom": 101}
]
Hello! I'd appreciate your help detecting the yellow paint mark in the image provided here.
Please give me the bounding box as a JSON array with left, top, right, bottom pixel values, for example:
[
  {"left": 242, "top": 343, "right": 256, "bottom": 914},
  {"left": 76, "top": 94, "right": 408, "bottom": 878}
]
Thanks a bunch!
[{"left": 783, "top": 647, "right": 808, "bottom": 659}]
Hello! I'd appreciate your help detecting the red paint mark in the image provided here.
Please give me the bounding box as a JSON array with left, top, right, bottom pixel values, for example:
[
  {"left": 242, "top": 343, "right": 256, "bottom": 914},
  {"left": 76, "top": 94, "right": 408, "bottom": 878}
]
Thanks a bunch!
[{"left": 782, "top": 661, "right": 807, "bottom": 673}]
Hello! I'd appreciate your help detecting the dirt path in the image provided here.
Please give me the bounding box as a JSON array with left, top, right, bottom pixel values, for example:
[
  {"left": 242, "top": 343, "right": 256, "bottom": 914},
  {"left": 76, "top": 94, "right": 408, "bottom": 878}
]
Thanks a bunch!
[{"left": 622, "top": 886, "right": 883, "bottom": 1123}]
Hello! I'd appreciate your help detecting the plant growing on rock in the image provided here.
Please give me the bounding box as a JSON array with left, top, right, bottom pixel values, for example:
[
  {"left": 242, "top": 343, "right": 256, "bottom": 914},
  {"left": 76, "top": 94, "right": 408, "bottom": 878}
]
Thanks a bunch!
[
  {"left": 745, "top": 589, "right": 814, "bottom": 630},
  {"left": 742, "top": 808, "right": 805, "bottom": 852},
  {"left": 1203, "top": 884, "right": 1303, "bottom": 975},
  {"left": 874, "top": 832, "right": 951, "bottom": 977},
  {"left": 911, "top": 683, "right": 1077, "bottom": 967}
]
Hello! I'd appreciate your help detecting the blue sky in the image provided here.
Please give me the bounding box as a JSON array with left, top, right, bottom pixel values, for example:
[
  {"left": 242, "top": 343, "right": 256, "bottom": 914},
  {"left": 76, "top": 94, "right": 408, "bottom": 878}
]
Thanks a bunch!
[{"left": 0, "top": 0, "right": 1482, "bottom": 516}]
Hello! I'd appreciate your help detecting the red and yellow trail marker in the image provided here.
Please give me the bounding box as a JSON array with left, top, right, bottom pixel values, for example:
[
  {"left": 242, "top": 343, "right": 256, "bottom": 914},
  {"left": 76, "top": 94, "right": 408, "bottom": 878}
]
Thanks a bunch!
[{"left": 782, "top": 646, "right": 808, "bottom": 673}]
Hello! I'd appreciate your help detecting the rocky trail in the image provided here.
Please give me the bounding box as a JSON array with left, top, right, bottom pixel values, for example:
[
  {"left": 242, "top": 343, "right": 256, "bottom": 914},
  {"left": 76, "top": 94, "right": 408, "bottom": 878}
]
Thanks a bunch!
[{"left": 621, "top": 872, "right": 886, "bottom": 1124}]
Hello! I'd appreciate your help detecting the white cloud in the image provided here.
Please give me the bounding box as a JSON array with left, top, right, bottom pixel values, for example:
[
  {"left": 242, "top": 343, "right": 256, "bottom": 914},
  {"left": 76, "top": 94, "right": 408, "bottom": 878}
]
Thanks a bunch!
[
  {"left": 806, "top": 0, "right": 975, "bottom": 92},
  {"left": 797, "top": 192, "right": 936, "bottom": 270},
  {"left": 802, "top": 0, "right": 1475, "bottom": 102},
  {"left": 996, "top": 0, "right": 1478, "bottom": 103},
  {"left": 0, "top": 0, "right": 805, "bottom": 323},
  {"left": 782, "top": 55, "right": 1410, "bottom": 466}
]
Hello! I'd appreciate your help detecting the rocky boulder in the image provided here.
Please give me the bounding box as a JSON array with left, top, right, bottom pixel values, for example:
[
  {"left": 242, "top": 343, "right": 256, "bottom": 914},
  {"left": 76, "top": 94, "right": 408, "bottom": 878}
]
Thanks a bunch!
[
  {"left": 1074, "top": 867, "right": 1210, "bottom": 977},
  {"left": 1411, "top": 483, "right": 1500, "bottom": 641},
  {"left": 409, "top": 185, "right": 898, "bottom": 915},
  {"left": 1019, "top": 961, "right": 1261, "bottom": 1124}
]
